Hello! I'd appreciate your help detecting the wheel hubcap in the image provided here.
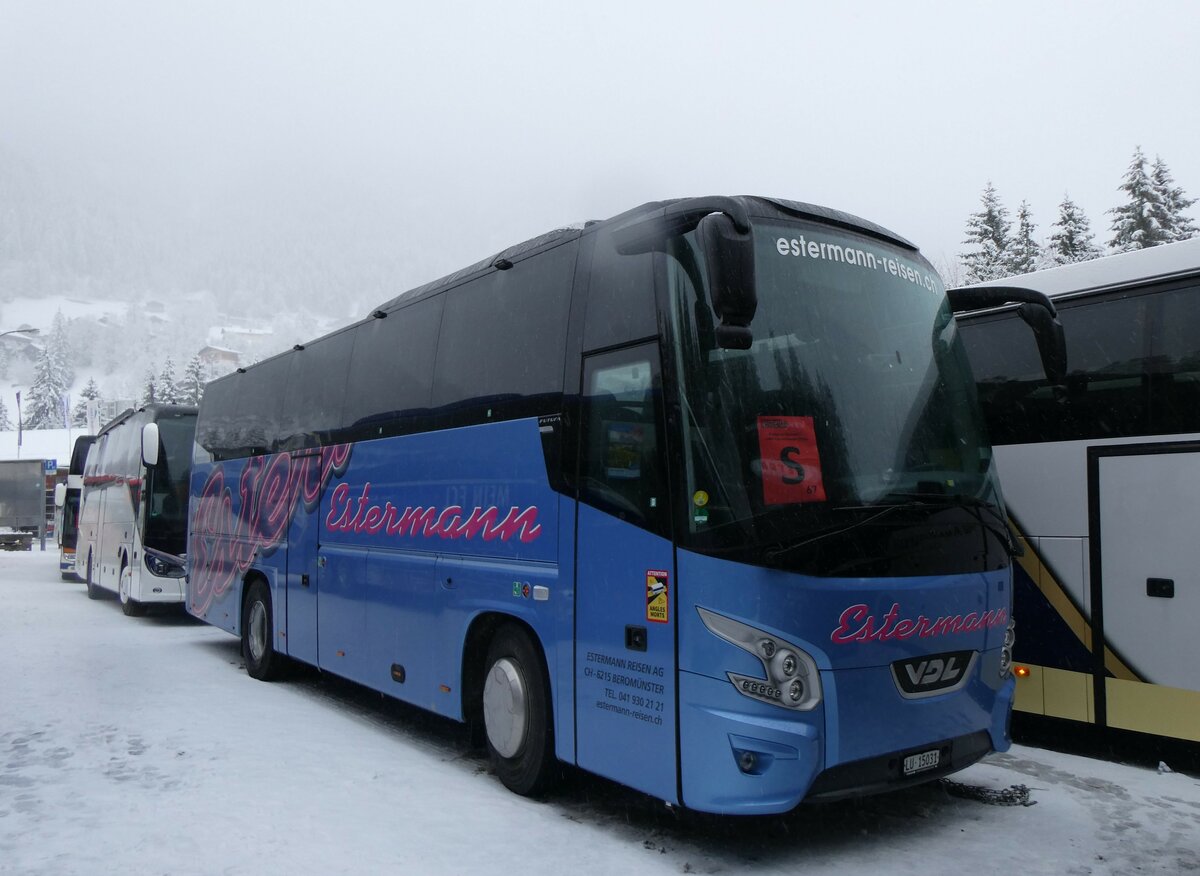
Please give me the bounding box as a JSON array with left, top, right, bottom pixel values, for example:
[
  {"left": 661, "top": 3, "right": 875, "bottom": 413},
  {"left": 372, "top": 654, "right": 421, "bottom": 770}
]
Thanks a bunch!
[
  {"left": 483, "top": 657, "right": 527, "bottom": 759},
  {"left": 248, "top": 601, "right": 267, "bottom": 662}
]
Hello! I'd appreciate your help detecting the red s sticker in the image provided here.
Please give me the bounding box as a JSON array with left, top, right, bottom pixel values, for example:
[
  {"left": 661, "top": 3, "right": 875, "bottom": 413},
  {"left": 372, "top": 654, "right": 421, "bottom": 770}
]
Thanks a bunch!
[{"left": 756, "top": 416, "right": 826, "bottom": 505}]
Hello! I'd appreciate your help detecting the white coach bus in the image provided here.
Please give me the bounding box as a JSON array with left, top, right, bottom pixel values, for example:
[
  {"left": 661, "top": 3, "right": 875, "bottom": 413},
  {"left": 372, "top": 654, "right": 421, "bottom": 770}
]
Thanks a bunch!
[
  {"left": 956, "top": 238, "right": 1200, "bottom": 746},
  {"left": 78, "top": 404, "right": 197, "bottom": 615}
]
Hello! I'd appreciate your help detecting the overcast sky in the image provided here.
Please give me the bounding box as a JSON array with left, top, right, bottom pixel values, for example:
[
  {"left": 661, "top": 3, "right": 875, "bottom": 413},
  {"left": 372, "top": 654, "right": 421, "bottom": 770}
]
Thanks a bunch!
[{"left": 2, "top": 0, "right": 1197, "bottom": 289}]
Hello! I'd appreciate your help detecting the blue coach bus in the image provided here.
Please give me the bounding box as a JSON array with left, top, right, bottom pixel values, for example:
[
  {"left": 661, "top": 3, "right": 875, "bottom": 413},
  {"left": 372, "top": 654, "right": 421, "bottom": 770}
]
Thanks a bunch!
[{"left": 187, "top": 196, "right": 1056, "bottom": 813}]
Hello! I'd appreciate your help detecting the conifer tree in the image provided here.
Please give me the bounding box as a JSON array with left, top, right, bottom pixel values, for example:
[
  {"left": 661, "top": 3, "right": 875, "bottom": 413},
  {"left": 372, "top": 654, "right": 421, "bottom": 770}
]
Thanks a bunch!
[
  {"left": 961, "top": 182, "right": 1011, "bottom": 282},
  {"left": 158, "top": 356, "right": 180, "bottom": 404},
  {"left": 1150, "top": 156, "right": 1197, "bottom": 242},
  {"left": 1005, "top": 201, "right": 1040, "bottom": 276},
  {"left": 50, "top": 310, "right": 74, "bottom": 390},
  {"left": 25, "top": 344, "right": 69, "bottom": 428},
  {"left": 0, "top": 397, "right": 11, "bottom": 431},
  {"left": 1109, "top": 147, "right": 1170, "bottom": 252},
  {"left": 1047, "top": 194, "right": 1102, "bottom": 266},
  {"left": 142, "top": 367, "right": 157, "bottom": 406},
  {"left": 180, "top": 355, "right": 206, "bottom": 406},
  {"left": 72, "top": 378, "right": 102, "bottom": 428}
]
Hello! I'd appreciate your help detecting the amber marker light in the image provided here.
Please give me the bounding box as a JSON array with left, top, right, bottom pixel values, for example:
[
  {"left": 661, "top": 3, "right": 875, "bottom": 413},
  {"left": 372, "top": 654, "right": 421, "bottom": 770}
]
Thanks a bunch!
[{"left": 1014, "top": 665, "right": 1031, "bottom": 678}]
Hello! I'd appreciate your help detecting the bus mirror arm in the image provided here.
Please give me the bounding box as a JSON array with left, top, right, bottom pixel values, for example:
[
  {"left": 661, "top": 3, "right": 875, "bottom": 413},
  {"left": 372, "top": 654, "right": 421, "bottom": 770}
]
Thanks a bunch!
[
  {"left": 1017, "top": 302, "right": 1067, "bottom": 385},
  {"left": 948, "top": 285, "right": 1067, "bottom": 384},
  {"left": 611, "top": 198, "right": 757, "bottom": 350}
]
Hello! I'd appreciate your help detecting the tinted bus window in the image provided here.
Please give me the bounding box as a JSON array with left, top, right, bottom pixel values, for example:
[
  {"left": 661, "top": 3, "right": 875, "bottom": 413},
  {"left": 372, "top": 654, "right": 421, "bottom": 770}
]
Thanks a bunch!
[
  {"left": 196, "top": 376, "right": 242, "bottom": 460},
  {"left": 278, "top": 328, "right": 355, "bottom": 450},
  {"left": 1149, "top": 281, "right": 1200, "bottom": 434},
  {"left": 230, "top": 356, "right": 290, "bottom": 456},
  {"left": 583, "top": 232, "right": 657, "bottom": 353},
  {"left": 432, "top": 242, "right": 576, "bottom": 425},
  {"left": 342, "top": 296, "right": 444, "bottom": 441}
]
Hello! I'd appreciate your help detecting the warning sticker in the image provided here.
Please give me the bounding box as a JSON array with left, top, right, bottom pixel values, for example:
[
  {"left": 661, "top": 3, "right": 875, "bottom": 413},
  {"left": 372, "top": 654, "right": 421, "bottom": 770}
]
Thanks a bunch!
[
  {"left": 646, "top": 570, "right": 669, "bottom": 623},
  {"left": 756, "top": 416, "right": 827, "bottom": 505}
]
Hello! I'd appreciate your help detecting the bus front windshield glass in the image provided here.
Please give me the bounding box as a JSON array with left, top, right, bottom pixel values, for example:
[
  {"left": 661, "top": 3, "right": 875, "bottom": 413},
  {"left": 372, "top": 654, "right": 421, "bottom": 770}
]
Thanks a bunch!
[
  {"left": 668, "top": 220, "right": 1009, "bottom": 577},
  {"left": 143, "top": 413, "right": 196, "bottom": 555}
]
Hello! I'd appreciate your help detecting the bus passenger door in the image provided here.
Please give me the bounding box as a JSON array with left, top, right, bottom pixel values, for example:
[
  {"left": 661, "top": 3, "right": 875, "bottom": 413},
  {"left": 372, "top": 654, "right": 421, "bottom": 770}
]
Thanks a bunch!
[
  {"left": 574, "top": 344, "right": 679, "bottom": 803},
  {"left": 1094, "top": 446, "right": 1200, "bottom": 741},
  {"left": 285, "top": 449, "right": 321, "bottom": 665}
]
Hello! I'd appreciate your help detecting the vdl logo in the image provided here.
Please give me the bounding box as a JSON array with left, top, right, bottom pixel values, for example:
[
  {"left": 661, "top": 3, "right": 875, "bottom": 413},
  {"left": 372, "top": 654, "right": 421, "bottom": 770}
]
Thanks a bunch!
[{"left": 891, "top": 650, "right": 976, "bottom": 698}]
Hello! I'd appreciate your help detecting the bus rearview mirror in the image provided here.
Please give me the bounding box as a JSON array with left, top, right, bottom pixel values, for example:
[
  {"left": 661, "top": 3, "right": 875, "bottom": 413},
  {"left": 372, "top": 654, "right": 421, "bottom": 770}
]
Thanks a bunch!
[
  {"left": 698, "top": 213, "right": 757, "bottom": 350},
  {"left": 142, "top": 422, "right": 160, "bottom": 468},
  {"left": 54, "top": 483, "right": 66, "bottom": 508}
]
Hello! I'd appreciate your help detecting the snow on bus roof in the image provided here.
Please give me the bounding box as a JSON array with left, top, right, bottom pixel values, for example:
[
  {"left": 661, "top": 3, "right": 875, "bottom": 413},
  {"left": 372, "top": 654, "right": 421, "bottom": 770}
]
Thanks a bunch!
[{"left": 969, "top": 237, "right": 1200, "bottom": 299}]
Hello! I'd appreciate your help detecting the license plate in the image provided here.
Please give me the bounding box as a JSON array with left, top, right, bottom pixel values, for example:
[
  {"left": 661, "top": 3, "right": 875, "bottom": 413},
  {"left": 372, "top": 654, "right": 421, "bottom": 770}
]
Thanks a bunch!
[{"left": 903, "top": 749, "right": 941, "bottom": 776}]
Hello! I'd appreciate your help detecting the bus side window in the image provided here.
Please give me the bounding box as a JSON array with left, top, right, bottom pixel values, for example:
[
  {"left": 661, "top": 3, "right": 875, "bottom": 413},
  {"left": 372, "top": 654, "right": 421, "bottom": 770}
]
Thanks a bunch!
[
  {"left": 277, "top": 328, "right": 355, "bottom": 451},
  {"left": 579, "top": 345, "right": 670, "bottom": 538}
]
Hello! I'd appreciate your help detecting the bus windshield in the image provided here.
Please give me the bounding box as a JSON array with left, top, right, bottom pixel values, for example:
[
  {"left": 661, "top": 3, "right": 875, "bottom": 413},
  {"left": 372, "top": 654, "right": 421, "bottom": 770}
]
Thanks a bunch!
[
  {"left": 142, "top": 412, "right": 196, "bottom": 555},
  {"left": 668, "top": 219, "right": 1009, "bottom": 576}
]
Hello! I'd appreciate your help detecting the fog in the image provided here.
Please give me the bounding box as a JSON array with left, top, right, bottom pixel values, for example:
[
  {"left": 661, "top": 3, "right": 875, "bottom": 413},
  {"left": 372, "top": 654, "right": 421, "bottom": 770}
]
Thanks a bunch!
[{"left": 2, "top": 0, "right": 1198, "bottom": 308}]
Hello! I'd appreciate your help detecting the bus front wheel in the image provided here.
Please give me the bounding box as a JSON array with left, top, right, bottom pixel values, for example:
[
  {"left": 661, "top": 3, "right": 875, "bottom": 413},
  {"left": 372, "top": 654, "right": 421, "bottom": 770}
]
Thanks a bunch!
[
  {"left": 242, "top": 580, "right": 286, "bottom": 681},
  {"left": 119, "top": 560, "right": 145, "bottom": 616},
  {"left": 482, "top": 625, "right": 557, "bottom": 797}
]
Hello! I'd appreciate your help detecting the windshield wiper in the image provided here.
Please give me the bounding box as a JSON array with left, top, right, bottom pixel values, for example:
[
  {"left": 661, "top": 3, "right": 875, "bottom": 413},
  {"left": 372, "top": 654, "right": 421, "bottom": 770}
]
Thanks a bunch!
[
  {"left": 764, "top": 494, "right": 1021, "bottom": 562},
  {"left": 764, "top": 503, "right": 913, "bottom": 561},
  {"left": 877, "top": 492, "right": 1022, "bottom": 557}
]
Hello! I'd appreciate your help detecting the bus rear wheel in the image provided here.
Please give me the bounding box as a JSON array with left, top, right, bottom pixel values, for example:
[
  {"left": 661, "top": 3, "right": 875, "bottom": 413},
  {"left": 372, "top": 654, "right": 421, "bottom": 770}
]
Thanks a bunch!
[
  {"left": 242, "top": 580, "right": 286, "bottom": 681},
  {"left": 85, "top": 553, "right": 102, "bottom": 600},
  {"left": 119, "top": 561, "right": 145, "bottom": 616},
  {"left": 482, "top": 625, "right": 557, "bottom": 797}
]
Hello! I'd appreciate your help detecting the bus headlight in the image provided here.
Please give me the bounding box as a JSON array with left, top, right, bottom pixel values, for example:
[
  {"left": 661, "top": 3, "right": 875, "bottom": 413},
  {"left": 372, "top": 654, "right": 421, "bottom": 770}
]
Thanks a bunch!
[
  {"left": 1000, "top": 617, "right": 1016, "bottom": 678},
  {"left": 697, "top": 607, "right": 822, "bottom": 711}
]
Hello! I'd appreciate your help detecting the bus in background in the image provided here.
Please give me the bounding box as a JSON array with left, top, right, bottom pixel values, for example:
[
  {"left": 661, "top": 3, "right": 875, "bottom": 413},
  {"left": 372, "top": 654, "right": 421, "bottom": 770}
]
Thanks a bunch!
[
  {"left": 956, "top": 237, "right": 1200, "bottom": 748},
  {"left": 79, "top": 404, "right": 197, "bottom": 616},
  {"left": 188, "top": 196, "right": 1056, "bottom": 813},
  {"left": 54, "top": 435, "right": 96, "bottom": 580}
]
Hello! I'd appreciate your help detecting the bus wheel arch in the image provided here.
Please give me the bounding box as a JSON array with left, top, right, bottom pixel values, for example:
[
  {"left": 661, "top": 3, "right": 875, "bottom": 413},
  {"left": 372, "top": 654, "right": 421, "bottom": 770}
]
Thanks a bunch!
[
  {"left": 466, "top": 616, "right": 558, "bottom": 797},
  {"left": 241, "top": 574, "right": 286, "bottom": 681}
]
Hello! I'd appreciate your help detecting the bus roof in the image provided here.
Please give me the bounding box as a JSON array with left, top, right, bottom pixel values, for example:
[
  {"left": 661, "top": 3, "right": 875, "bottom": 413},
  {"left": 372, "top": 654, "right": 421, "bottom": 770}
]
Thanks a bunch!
[
  {"left": 967, "top": 237, "right": 1200, "bottom": 300},
  {"left": 373, "top": 195, "right": 918, "bottom": 313}
]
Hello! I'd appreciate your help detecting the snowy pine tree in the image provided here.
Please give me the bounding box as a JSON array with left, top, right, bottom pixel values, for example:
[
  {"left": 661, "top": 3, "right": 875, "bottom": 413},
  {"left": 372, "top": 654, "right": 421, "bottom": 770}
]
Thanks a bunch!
[
  {"left": 1047, "top": 194, "right": 1103, "bottom": 265},
  {"left": 1109, "top": 147, "right": 1171, "bottom": 252},
  {"left": 158, "top": 357, "right": 180, "bottom": 404},
  {"left": 142, "top": 367, "right": 157, "bottom": 406},
  {"left": 24, "top": 344, "right": 69, "bottom": 428},
  {"left": 961, "top": 182, "right": 1011, "bottom": 282},
  {"left": 72, "top": 378, "right": 102, "bottom": 427},
  {"left": 50, "top": 310, "right": 74, "bottom": 390},
  {"left": 1150, "top": 156, "right": 1197, "bottom": 243},
  {"left": 0, "top": 397, "right": 11, "bottom": 431},
  {"left": 179, "top": 355, "right": 206, "bottom": 406},
  {"left": 1005, "top": 201, "right": 1040, "bottom": 276}
]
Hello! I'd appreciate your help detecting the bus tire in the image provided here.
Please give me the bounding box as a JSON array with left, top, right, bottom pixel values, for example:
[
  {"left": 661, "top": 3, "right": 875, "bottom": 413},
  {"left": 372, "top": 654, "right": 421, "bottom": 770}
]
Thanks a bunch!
[
  {"left": 85, "top": 554, "right": 102, "bottom": 600},
  {"left": 482, "top": 625, "right": 557, "bottom": 797},
  {"left": 119, "top": 560, "right": 146, "bottom": 616},
  {"left": 242, "top": 579, "right": 286, "bottom": 681}
]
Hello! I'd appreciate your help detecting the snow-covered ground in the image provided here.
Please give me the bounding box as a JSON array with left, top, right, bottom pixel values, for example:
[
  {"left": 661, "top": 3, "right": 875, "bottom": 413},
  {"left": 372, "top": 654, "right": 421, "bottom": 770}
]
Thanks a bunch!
[{"left": 2, "top": 549, "right": 1197, "bottom": 876}]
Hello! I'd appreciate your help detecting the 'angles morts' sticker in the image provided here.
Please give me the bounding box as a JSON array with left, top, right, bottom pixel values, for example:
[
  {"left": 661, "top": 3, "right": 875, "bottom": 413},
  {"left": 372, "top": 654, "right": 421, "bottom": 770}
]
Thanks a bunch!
[{"left": 646, "top": 570, "right": 669, "bottom": 623}]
